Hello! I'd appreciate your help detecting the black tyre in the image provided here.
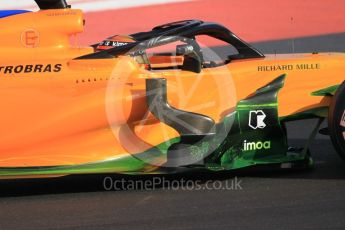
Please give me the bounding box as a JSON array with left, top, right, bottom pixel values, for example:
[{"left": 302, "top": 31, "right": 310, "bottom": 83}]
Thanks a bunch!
[{"left": 328, "top": 82, "right": 345, "bottom": 160}]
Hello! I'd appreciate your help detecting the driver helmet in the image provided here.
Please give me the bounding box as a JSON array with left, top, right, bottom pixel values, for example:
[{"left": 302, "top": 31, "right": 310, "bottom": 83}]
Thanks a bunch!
[
  {"left": 96, "top": 35, "right": 149, "bottom": 69},
  {"left": 96, "top": 35, "right": 135, "bottom": 51}
]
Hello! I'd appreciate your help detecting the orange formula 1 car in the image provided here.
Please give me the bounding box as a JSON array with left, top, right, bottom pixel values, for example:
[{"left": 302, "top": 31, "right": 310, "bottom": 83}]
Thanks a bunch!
[{"left": 0, "top": 0, "right": 344, "bottom": 179}]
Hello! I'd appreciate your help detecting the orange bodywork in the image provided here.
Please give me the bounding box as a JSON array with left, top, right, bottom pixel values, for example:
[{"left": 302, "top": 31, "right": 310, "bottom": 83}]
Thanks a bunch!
[{"left": 0, "top": 9, "right": 343, "bottom": 167}]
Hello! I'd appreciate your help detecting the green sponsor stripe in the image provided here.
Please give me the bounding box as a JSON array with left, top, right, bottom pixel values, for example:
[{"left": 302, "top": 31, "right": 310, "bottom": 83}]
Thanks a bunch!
[{"left": 237, "top": 103, "right": 278, "bottom": 109}]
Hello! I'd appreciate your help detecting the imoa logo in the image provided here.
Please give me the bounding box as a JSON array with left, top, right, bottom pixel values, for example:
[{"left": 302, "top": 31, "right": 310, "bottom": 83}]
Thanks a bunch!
[
  {"left": 249, "top": 110, "right": 266, "bottom": 129},
  {"left": 243, "top": 140, "right": 271, "bottom": 151}
]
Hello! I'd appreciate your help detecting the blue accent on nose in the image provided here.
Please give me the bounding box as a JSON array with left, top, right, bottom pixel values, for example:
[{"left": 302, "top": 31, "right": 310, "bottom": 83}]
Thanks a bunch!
[{"left": 0, "top": 10, "right": 30, "bottom": 19}]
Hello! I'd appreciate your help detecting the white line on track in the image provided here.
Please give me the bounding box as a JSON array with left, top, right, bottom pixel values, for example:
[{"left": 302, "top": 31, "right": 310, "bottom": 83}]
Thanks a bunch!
[{"left": 0, "top": 0, "right": 192, "bottom": 12}]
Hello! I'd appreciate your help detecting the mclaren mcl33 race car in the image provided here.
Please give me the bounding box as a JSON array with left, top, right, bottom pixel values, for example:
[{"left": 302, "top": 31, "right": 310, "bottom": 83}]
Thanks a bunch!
[{"left": 0, "top": 0, "right": 344, "bottom": 179}]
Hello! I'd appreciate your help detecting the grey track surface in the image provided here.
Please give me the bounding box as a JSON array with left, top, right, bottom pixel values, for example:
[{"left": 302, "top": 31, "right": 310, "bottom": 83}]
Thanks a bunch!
[{"left": 1, "top": 33, "right": 345, "bottom": 230}]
